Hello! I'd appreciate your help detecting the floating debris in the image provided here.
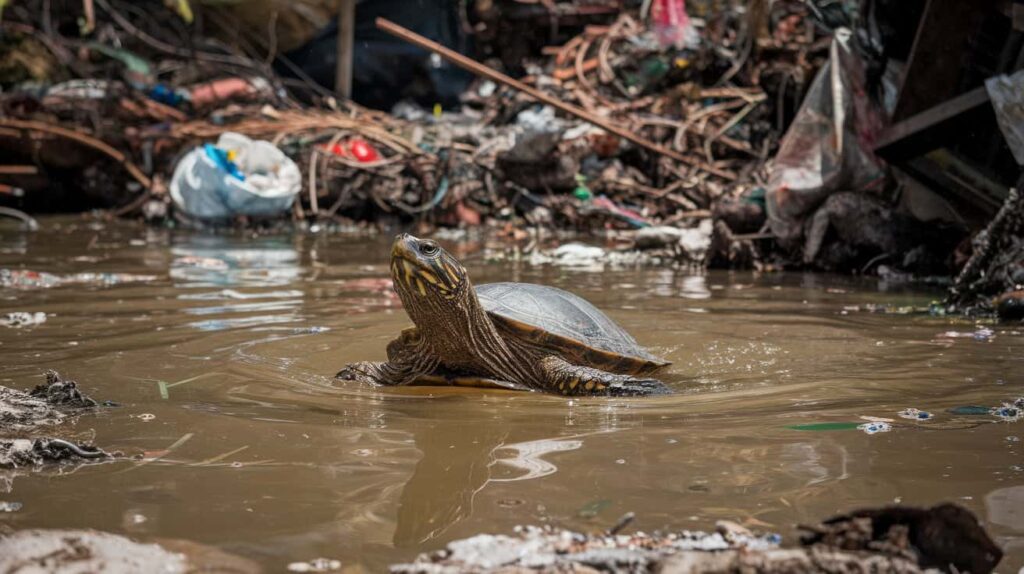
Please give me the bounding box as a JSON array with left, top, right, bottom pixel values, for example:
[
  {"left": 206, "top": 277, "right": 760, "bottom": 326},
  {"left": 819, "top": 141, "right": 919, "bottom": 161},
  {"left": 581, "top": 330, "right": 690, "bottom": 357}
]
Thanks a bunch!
[
  {"left": 787, "top": 422, "right": 861, "bottom": 432},
  {"left": 858, "top": 422, "right": 892, "bottom": 435},
  {"left": 937, "top": 327, "right": 996, "bottom": 341},
  {"left": 287, "top": 558, "right": 342, "bottom": 573},
  {"left": 0, "top": 269, "right": 158, "bottom": 290},
  {"left": 898, "top": 408, "right": 934, "bottom": 421},
  {"left": 0, "top": 312, "right": 47, "bottom": 328},
  {"left": 172, "top": 256, "right": 230, "bottom": 271},
  {"left": 948, "top": 405, "right": 993, "bottom": 416},
  {"left": 990, "top": 404, "right": 1021, "bottom": 421},
  {"left": 0, "top": 501, "right": 22, "bottom": 512}
]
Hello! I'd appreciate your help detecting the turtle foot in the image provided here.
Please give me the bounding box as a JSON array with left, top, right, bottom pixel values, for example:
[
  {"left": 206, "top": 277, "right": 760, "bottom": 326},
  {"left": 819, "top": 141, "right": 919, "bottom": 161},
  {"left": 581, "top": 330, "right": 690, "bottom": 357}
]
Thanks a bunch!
[{"left": 607, "top": 378, "right": 672, "bottom": 397}]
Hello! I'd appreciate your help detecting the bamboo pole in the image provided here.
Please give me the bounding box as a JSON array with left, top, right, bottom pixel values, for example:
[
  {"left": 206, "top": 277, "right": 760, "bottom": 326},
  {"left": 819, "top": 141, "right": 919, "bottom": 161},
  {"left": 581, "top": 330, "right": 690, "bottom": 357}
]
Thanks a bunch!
[{"left": 375, "top": 17, "right": 737, "bottom": 181}]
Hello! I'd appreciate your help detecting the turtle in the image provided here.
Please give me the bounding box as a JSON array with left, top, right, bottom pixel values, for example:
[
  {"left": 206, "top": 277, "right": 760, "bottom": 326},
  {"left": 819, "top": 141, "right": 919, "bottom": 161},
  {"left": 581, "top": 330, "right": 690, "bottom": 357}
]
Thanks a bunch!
[{"left": 335, "top": 234, "right": 672, "bottom": 396}]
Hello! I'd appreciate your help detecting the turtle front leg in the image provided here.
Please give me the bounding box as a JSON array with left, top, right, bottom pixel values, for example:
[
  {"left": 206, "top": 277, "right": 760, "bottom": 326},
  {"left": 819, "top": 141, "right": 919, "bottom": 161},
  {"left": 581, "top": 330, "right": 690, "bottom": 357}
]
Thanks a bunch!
[
  {"left": 336, "top": 328, "right": 438, "bottom": 386},
  {"left": 539, "top": 356, "right": 671, "bottom": 397}
]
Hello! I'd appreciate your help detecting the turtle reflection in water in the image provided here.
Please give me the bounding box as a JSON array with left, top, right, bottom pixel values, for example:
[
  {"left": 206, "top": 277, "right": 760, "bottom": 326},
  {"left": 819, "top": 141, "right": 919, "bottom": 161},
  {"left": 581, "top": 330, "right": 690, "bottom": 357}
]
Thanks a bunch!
[{"left": 336, "top": 234, "right": 671, "bottom": 396}]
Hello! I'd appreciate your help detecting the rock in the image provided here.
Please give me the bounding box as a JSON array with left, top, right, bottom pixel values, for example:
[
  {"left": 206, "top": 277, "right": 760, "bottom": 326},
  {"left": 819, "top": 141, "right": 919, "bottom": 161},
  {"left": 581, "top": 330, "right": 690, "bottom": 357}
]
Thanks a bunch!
[
  {"left": 550, "top": 243, "right": 607, "bottom": 266},
  {"left": 0, "top": 530, "right": 263, "bottom": 573},
  {"left": 634, "top": 226, "right": 685, "bottom": 250},
  {"left": 0, "top": 529, "right": 188, "bottom": 574},
  {"left": 633, "top": 221, "right": 712, "bottom": 264},
  {"left": 994, "top": 290, "right": 1024, "bottom": 321},
  {"left": 802, "top": 503, "right": 1002, "bottom": 574}
]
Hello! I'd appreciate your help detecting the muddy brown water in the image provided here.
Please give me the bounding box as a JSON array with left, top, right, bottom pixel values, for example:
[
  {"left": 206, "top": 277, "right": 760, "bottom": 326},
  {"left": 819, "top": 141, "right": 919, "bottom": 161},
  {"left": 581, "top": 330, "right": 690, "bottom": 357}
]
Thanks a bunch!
[{"left": 1, "top": 218, "right": 1022, "bottom": 572}]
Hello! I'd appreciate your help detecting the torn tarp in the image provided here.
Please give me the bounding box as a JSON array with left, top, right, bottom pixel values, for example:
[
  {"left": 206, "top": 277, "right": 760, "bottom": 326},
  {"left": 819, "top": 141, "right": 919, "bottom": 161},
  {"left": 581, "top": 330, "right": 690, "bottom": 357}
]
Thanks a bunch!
[
  {"left": 766, "top": 28, "right": 888, "bottom": 248},
  {"left": 986, "top": 69, "right": 1024, "bottom": 166}
]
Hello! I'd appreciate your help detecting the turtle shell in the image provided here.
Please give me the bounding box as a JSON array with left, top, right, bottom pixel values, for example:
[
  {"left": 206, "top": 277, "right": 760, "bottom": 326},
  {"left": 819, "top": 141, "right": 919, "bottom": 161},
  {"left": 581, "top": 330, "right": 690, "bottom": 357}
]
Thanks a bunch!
[{"left": 475, "top": 282, "right": 669, "bottom": 376}]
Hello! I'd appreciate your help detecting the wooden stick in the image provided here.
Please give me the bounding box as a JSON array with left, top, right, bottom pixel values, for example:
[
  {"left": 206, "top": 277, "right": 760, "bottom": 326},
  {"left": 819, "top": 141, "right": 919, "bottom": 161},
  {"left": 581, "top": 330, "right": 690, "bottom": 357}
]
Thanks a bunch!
[
  {"left": 335, "top": 0, "right": 356, "bottom": 98},
  {"left": 0, "top": 166, "right": 38, "bottom": 175},
  {"left": 375, "top": 18, "right": 737, "bottom": 181}
]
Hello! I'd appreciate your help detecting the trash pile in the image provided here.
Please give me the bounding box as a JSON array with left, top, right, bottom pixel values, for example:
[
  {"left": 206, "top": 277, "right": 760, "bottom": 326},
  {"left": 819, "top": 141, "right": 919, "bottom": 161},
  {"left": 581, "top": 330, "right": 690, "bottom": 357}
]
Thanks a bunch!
[
  {"left": 0, "top": 1, "right": 827, "bottom": 233},
  {"left": 1, "top": 0, "right": 1019, "bottom": 298}
]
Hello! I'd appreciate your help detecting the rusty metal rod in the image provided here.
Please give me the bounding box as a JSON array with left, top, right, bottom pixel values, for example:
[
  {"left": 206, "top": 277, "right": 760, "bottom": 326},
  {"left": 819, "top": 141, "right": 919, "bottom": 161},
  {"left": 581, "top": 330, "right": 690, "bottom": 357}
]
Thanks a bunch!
[{"left": 375, "top": 17, "right": 736, "bottom": 181}]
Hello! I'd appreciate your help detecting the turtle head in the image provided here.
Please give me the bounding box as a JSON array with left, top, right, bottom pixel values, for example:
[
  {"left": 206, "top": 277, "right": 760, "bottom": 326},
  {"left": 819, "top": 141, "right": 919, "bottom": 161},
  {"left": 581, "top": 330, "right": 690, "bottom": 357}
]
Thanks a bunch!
[{"left": 390, "top": 234, "right": 470, "bottom": 309}]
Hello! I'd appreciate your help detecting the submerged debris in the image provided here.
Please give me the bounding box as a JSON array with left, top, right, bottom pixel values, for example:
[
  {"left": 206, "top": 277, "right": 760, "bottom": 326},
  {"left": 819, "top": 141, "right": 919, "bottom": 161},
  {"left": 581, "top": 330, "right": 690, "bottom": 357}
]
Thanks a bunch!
[{"left": 0, "top": 312, "right": 47, "bottom": 328}]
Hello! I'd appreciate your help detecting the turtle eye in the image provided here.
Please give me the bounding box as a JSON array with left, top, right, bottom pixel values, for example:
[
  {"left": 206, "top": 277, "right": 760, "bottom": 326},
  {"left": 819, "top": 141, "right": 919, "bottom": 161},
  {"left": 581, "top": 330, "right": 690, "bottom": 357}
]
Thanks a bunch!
[{"left": 420, "top": 242, "right": 439, "bottom": 256}]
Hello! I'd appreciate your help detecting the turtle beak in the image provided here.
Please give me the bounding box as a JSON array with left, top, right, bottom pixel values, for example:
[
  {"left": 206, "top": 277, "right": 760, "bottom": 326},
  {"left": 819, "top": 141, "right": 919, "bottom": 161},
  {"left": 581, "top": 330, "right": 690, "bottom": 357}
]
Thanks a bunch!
[
  {"left": 391, "top": 234, "right": 432, "bottom": 296},
  {"left": 391, "top": 233, "right": 418, "bottom": 261},
  {"left": 390, "top": 234, "right": 461, "bottom": 298}
]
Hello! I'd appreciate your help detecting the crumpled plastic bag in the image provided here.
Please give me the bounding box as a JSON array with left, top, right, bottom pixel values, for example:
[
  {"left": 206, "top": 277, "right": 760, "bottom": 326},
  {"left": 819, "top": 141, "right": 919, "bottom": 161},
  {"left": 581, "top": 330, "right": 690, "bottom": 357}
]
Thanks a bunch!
[
  {"left": 649, "top": 0, "right": 698, "bottom": 49},
  {"left": 766, "top": 29, "right": 887, "bottom": 247},
  {"left": 170, "top": 132, "right": 301, "bottom": 220},
  {"left": 986, "top": 69, "right": 1024, "bottom": 166}
]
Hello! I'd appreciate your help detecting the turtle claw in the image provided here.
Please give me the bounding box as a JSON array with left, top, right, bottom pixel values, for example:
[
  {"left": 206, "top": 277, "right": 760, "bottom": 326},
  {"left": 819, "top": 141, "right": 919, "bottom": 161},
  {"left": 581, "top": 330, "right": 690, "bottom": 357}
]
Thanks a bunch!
[
  {"left": 607, "top": 378, "right": 672, "bottom": 397},
  {"left": 335, "top": 362, "right": 381, "bottom": 385}
]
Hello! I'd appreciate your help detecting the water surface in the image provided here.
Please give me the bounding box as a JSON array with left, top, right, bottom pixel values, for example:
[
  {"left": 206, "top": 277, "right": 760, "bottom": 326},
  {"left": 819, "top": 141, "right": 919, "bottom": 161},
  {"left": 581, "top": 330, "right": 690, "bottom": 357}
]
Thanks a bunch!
[{"left": 1, "top": 218, "right": 1022, "bottom": 571}]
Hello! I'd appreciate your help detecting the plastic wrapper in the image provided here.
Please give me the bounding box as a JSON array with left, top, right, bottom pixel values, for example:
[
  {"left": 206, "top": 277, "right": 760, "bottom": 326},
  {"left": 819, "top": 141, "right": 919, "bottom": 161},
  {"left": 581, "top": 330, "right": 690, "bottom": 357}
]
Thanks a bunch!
[
  {"left": 766, "top": 29, "right": 887, "bottom": 246},
  {"left": 650, "top": 0, "right": 697, "bottom": 49}
]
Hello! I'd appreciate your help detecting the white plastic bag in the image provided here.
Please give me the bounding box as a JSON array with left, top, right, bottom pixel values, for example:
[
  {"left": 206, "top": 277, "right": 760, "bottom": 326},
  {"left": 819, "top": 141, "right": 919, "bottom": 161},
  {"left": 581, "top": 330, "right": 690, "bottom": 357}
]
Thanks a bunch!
[{"left": 170, "top": 132, "right": 302, "bottom": 219}]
